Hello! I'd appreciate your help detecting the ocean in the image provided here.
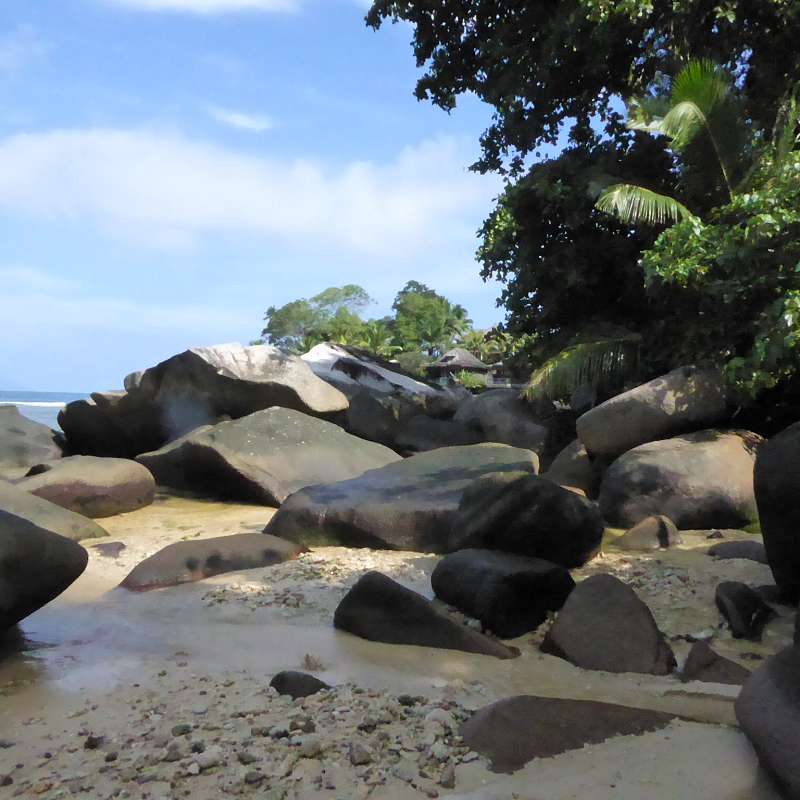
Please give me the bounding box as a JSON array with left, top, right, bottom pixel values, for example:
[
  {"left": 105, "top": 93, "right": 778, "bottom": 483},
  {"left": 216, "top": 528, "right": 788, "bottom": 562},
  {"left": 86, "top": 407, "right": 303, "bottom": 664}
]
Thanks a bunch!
[{"left": 0, "top": 390, "right": 89, "bottom": 431}]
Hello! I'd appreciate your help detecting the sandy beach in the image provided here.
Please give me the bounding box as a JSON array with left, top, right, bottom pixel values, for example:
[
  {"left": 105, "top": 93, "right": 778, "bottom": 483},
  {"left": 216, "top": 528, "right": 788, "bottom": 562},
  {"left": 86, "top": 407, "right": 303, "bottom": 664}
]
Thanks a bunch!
[{"left": 0, "top": 491, "right": 792, "bottom": 799}]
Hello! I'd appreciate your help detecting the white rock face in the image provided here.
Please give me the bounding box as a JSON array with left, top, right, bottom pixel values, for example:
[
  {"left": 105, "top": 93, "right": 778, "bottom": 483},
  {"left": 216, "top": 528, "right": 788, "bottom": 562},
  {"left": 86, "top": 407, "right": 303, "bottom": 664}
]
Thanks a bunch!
[{"left": 302, "top": 343, "right": 440, "bottom": 398}]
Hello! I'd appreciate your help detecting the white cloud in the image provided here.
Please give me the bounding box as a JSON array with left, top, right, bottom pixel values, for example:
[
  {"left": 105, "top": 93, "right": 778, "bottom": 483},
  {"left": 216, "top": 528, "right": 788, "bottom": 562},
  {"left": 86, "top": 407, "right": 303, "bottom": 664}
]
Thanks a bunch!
[
  {"left": 207, "top": 105, "right": 273, "bottom": 133},
  {"left": 0, "top": 127, "right": 498, "bottom": 256},
  {"left": 103, "top": 0, "right": 299, "bottom": 13},
  {"left": 0, "top": 28, "right": 48, "bottom": 78}
]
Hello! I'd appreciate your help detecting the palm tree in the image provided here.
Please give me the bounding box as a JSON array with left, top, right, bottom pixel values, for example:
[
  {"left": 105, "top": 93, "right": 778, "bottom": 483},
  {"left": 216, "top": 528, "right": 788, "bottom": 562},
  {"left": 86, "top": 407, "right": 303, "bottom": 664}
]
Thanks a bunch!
[
  {"left": 355, "top": 320, "right": 402, "bottom": 358},
  {"left": 596, "top": 59, "right": 797, "bottom": 226}
]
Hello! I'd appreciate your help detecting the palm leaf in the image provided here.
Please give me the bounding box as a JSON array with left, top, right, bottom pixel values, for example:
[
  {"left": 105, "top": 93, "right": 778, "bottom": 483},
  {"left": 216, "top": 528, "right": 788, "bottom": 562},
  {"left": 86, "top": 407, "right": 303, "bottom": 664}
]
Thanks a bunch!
[
  {"left": 524, "top": 336, "right": 642, "bottom": 403},
  {"left": 596, "top": 183, "right": 697, "bottom": 225}
]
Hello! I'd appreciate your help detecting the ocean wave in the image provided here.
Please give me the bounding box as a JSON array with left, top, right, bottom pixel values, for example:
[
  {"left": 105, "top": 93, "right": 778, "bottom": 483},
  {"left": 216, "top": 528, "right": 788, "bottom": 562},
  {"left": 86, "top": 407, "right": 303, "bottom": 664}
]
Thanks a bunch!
[{"left": 0, "top": 401, "right": 67, "bottom": 408}]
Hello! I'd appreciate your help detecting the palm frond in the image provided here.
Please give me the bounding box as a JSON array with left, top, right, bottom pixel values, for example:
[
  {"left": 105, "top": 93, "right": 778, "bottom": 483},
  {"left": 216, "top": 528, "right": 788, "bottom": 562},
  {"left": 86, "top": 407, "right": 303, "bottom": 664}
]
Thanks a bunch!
[
  {"left": 524, "top": 336, "right": 642, "bottom": 403},
  {"left": 596, "top": 183, "right": 697, "bottom": 226}
]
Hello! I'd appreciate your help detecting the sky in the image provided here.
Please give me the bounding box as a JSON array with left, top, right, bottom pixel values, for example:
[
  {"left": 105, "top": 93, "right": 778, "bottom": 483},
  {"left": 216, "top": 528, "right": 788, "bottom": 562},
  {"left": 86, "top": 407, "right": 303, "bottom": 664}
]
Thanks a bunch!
[{"left": 0, "top": 0, "right": 511, "bottom": 392}]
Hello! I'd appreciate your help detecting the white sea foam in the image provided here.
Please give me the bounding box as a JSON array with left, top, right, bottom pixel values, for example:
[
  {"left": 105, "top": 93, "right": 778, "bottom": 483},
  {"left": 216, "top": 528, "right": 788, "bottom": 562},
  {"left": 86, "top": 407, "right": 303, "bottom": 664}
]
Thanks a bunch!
[{"left": 0, "top": 401, "right": 66, "bottom": 408}]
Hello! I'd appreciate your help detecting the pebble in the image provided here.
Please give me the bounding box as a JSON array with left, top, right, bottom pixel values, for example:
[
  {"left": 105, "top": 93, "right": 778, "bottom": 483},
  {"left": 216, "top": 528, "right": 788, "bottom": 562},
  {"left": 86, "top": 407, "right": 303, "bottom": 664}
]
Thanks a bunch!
[
  {"left": 298, "top": 736, "right": 322, "bottom": 759},
  {"left": 349, "top": 741, "right": 372, "bottom": 766},
  {"left": 171, "top": 724, "right": 192, "bottom": 737}
]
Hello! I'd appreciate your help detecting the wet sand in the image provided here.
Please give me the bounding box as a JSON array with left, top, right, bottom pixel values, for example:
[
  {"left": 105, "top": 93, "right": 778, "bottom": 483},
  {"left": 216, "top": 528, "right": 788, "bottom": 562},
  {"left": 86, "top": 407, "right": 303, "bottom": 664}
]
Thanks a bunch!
[{"left": 0, "top": 493, "right": 792, "bottom": 799}]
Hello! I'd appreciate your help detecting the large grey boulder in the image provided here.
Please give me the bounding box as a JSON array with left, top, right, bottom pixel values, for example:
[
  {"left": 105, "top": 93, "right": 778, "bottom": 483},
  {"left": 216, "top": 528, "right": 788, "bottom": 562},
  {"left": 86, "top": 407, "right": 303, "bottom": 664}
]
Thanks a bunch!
[
  {"left": 460, "top": 695, "right": 675, "bottom": 773},
  {"left": 301, "top": 343, "right": 450, "bottom": 411},
  {"left": 541, "top": 574, "right": 675, "bottom": 675},
  {"left": 431, "top": 549, "right": 574, "bottom": 638},
  {"left": 599, "top": 430, "right": 761, "bottom": 529},
  {"left": 453, "top": 389, "right": 551, "bottom": 457},
  {"left": 449, "top": 472, "right": 604, "bottom": 568},
  {"left": 0, "top": 405, "right": 62, "bottom": 468},
  {"left": 614, "top": 515, "right": 682, "bottom": 551},
  {"left": 576, "top": 365, "right": 727, "bottom": 459},
  {"left": 333, "top": 571, "right": 518, "bottom": 659},
  {"left": 15, "top": 456, "right": 155, "bottom": 518},
  {"left": 120, "top": 533, "right": 304, "bottom": 590},
  {"left": 60, "top": 343, "right": 349, "bottom": 458},
  {"left": 736, "top": 646, "right": 800, "bottom": 799},
  {"left": 265, "top": 444, "right": 539, "bottom": 553},
  {"left": 0, "top": 480, "right": 107, "bottom": 541},
  {"left": 542, "top": 439, "right": 600, "bottom": 497},
  {"left": 754, "top": 421, "right": 800, "bottom": 601},
  {"left": 0, "top": 508, "right": 88, "bottom": 628},
  {"left": 394, "top": 415, "right": 482, "bottom": 453},
  {"left": 137, "top": 407, "right": 400, "bottom": 505}
]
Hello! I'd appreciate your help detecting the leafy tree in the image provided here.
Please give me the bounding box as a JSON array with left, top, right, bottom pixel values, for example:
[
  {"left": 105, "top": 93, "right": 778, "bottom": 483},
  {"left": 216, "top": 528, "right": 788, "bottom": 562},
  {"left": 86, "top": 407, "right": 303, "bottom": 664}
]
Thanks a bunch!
[
  {"left": 262, "top": 285, "right": 373, "bottom": 351},
  {"left": 367, "top": 1, "right": 799, "bottom": 174},
  {"left": 392, "top": 281, "right": 472, "bottom": 357},
  {"left": 354, "top": 320, "right": 402, "bottom": 358}
]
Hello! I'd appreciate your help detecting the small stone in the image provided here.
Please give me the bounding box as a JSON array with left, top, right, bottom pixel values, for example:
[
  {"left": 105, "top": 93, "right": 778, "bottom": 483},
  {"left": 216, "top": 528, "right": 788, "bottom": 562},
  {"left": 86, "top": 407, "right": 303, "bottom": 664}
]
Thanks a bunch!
[
  {"left": 186, "top": 763, "right": 201, "bottom": 776},
  {"left": 439, "top": 763, "right": 456, "bottom": 789},
  {"left": 1, "top": 776, "right": 12, "bottom": 787},
  {"left": 244, "top": 771, "right": 263, "bottom": 785},
  {"left": 349, "top": 742, "right": 372, "bottom": 766},
  {"left": 171, "top": 724, "right": 192, "bottom": 737},
  {"left": 104, "top": 752, "right": 118, "bottom": 763},
  {"left": 84, "top": 735, "right": 103, "bottom": 750},
  {"left": 237, "top": 751, "right": 258, "bottom": 765},
  {"left": 298, "top": 736, "right": 322, "bottom": 759}
]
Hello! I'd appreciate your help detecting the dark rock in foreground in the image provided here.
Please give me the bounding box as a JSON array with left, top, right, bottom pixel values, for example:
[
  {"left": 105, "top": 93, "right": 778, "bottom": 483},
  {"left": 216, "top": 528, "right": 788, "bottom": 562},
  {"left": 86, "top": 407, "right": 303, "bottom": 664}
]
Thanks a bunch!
[
  {"left": 333, "top": 571, "right": 518, "bottom": 659},
  {"left": 0, "top": 509, "right": 88, "bottom": 628},
  {"left": 137, "top": 407, "right": 399, "bottom": 505},
  {"left": 120, "top": 533, "right": 305, "bottom": 591},
  {"left": 0, "top": 480, "right": 107, "bottom": 541},
  {"left": 708, "top": 540, "right": 768, "bottom": 564},
  {"left": 0, "top": 406, "right": 62, "bottom": 468},
  {"left": 431, "top": 549, "right": 574, "bottom": 638},
  {"left": 265, "top": 444, "right": 538, "bottom": 553},
  {"left": 599, "top": 430, "right": 761, "bottom": 529},
  {"left": 449, "top": 472, "right": 604, "bottom": 568},
  {"left": 614, "top": 515, "right": 682, "bottom": 551},
  {"left": 736, "top": 646, "right": 800, "bottom": 799},
  {"left": 270, "top": 671, "right": 330, "bottom": 700},
  {"left": 576, "top": 365, "right": 727, "bottom": 459},
  {"left": 541, "top": 574, "right": 675, "bottom": 675},
  {"left": 15, "top": 456, "right": 155, "bottom": 518},
  {"left": 680, "top": 641, "right": 750, "bottom": 685},
  {"left": 460, "top": 695, "right": 675, "bottom": 773},
  {"left": 715, "top": 581, "right": 773, "bottom": 640},
  {"left": 755, "top": 421, "right": 800, "bottom": 602}
]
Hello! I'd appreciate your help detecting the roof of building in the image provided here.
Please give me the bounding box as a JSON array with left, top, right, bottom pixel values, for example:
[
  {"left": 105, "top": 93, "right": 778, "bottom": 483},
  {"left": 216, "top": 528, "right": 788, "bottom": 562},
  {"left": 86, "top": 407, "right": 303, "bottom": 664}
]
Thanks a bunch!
[{"left": 426, "top": 347, "right": 491, "bottom": 372}]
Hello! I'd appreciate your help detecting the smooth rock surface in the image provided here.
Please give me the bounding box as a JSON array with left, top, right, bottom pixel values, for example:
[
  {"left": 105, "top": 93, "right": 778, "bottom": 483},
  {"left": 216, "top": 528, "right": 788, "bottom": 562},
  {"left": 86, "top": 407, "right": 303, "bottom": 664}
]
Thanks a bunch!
[
  {"left": 0, "top": 480, "right": 107, "bottom": 542},
  {"left": 394, "top": 415, "right": 481, "bottom": 453},
  {"left": 137, "top": 407, "right": 399, "bottom": 505},
  {"left": 541, "top": 574, "right": 675, "bottom": 675},
  {"left": 431, "top": 549, "right": 574, "bottom": 638},
  {"left": 576, "top": 365, "right": 727, "bottom": 459},
  {"left": 680, "top": 641, "right": 750, "bottom": 685},
  {"left": 754, "top": 421, "right": 800, "bottom": 601},
  {"left": 60, "top": 343, "right": 349, "bottom": 458},
  {"left": 708, "top": 540, "right": 768, "bottom": 564},
  {"left": 265, "top": 444, "right": 538, "bottom": 553},
  {"left": 15, "top": 456, "right": 155, "bottom": 518},
  {"left": 736, "top": 646, "right": 800, "bottom": 799},
  {"left": 542, "top": 439, "right": 600, "bottom": 497},
  {"left": 599, "top": 430, "right": 761, "bottom": 529},
  {"left": 0, "top": 508, "right": 88, "bottom": 628},
  {"left": 270, "top": 671, "right": 330, "bottom": 700},
  {"left": 453, "top": 390, "right": 551, "bottom": 456},
  {"left": 460, "top": 695, "right": 675, "bottom": 773},
  {"left": 715, "top": 581, "right": 773, "bottom": 640},
  {"left": 615, "top": 515, "right": 682, "bottom": 551},
  {"left": 120, "top": 533, "right": 305, "bottom": 590},
  {"left": 0, "top": 405, "right": 62, "bottom": 468},
  {"left": 333, "top": 571, "right": 518, "bottom": 659},
  {"left": 449, "top": 472, "right": 604, "bottom": 568}
]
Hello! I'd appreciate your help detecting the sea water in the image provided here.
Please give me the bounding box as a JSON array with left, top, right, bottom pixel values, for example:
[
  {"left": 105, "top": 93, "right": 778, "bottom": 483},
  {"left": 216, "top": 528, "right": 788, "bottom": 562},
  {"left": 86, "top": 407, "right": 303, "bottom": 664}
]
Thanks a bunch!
[{"left": 0, "top": 390, "right": 88, "bottom": 431}]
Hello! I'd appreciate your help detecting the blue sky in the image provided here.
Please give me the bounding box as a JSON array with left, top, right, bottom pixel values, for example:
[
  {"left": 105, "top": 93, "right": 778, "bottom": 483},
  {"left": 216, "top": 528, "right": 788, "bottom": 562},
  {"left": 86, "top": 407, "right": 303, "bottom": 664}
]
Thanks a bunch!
[{"left": 0, "top": 0, "right": 512, "bottom": 391}]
